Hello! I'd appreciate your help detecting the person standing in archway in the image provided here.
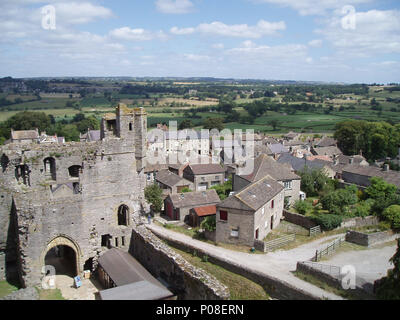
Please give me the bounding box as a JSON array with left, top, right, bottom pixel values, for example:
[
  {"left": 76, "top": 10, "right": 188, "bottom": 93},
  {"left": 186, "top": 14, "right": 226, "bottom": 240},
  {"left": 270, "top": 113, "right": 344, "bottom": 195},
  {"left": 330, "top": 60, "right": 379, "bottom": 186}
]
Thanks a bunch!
[{"left": 148, "top": 213, "right": 151, "bottom": 224}]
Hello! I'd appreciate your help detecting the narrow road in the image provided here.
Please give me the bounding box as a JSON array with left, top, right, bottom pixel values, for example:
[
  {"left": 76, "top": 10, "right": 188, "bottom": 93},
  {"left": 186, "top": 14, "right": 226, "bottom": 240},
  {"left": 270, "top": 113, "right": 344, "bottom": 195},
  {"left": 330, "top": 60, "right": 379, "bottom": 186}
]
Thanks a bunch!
[{"left": 146, "top": 223, "right": 344, "bottom": 300}]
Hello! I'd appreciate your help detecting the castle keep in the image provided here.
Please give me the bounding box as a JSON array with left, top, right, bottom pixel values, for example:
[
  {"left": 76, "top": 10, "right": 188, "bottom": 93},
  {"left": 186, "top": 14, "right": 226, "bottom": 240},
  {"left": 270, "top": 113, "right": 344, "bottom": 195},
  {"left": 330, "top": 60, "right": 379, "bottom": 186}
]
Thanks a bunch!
[{"left": 0, "top": 104, "right": 148, "bottom": 287}]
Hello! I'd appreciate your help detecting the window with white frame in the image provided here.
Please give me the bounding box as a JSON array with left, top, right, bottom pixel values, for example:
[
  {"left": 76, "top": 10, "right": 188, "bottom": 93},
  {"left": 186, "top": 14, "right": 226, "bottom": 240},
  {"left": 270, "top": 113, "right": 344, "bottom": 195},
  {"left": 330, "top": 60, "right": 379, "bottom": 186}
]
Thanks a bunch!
[
  {"left": 230, "top": 228, "right": 239, "bottom": 238},
  {"left": 284, "top": 180, "right": 292, "bottom": 190}
]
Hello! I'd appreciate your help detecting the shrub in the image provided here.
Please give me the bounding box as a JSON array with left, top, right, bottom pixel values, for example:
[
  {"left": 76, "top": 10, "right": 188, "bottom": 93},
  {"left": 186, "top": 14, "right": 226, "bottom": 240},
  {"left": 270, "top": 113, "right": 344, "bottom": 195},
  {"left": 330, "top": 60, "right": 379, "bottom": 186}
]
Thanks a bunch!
[
  {"left": 382, "top": 205, "right": 400, "bottom": 230},
  {"left": 293, "top": 200, "right": 311, "bottom": 215},
  {"left": 312, "top": 214, "right": 343, "bottom": 231},
  {"left": 201, "top": 216, "right": 216, "bottom": 232},
  {"left": 352, "top": 199, "right": 374, "bottom": 218}
]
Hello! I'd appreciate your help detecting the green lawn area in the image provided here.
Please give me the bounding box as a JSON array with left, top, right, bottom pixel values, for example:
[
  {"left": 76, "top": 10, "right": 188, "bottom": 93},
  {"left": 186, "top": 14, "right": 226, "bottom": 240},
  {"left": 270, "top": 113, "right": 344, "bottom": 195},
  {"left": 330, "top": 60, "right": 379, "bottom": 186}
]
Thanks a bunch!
[
  {"left": 171, "top": 246, "right": 270, "bottom": 300},
  {"left": 0, "top": 280, "right": 20, "bottom": 298},
  {"left": 36, "top": 287, "right": 65, "bottom": 300}
]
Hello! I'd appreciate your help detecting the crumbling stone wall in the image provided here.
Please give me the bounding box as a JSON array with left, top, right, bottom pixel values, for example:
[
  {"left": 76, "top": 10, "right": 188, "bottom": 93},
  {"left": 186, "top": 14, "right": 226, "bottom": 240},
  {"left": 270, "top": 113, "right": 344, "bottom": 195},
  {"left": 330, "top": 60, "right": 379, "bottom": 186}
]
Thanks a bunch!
[{"left": 129, "top": 225, "right": 229, "bottom": 300}]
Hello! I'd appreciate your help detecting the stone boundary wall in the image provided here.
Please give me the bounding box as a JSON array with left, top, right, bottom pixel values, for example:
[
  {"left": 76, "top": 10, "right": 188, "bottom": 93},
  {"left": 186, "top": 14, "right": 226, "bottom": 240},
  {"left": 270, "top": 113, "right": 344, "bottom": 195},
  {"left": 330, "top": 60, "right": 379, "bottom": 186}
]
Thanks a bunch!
[
  {"left": 296, "top": 262, "right": 374, "bottom": 299},
  {"left": 129, "top": 225, "right": 229, "bottom": 300},
  {"left": 204, "top": 230, "right": 216, "bottom": 242},
  {"left": 283, "top": 210, "right": 317, "bottom": 229},
  {"left": 149, "top": 227, "right": 327, "bottom": 300},
  {"left": 345, "top": 230, "right": 393, "bottom": 247},
  {"left": 340, "top": 216, "right": 379, "bottom": 229}
]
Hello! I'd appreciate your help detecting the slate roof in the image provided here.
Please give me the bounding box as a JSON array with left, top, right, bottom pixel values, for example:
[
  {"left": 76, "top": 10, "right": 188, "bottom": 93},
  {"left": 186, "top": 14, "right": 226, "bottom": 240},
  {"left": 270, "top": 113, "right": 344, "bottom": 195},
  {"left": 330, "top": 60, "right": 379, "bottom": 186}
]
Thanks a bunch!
[
  {"left": 98, "top": 248, "right": 166, "bottom": 287},
  {"left": 99, "top": 281, "right": 173, "bottom": 300},
  {"left": 218, "top": 177, "right": 284, "bottom": 212},
  {"left": 338, "top": 154, "right": 367, "bottom": 165},
  {"left": 315, "top": 136, "right": 337, "bottom": 148},
  {"left": 168, "top": 189, "right": 220, "bottom": 208},
  {"left": 312, "top": 146, "right": 343, "bottom": 157},
  {"left": 155, "top": 170, "right": 190, "bottom": 187},
  {"left": 277, "top": 153, "right": 327, "bottom": 172},
  {"left": 165, "top": 129, "right": 209, "bottom": 140},
  {"left": 267, "top": 143, "right": 289, "bottom": 154},
  {"left": 187, "top": 163, "right": 225, "bottom": 175},
  {"left": 240, "top": 154, "right": 300, "bottom": 182},
  {"left": 342, "top": 164, "right": 400, "bottom": 188}
]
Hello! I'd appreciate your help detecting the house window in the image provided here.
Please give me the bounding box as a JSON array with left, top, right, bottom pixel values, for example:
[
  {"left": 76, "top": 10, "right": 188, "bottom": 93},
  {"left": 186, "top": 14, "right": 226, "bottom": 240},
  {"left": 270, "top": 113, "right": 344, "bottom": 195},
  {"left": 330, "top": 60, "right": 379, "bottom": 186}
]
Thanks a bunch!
[
  {"left": 147, "top": 173, "right": 152, "bottom": 181},
  {"left": 115, "top": 238, "right": 119, "bottom": 247},
  {"left": 230, "top": 229, "right": 239, "bottom": 238},
  {"left": 129, "top": 123, "right": 133, "bottom": 131},
  {"left": 284, "top": 181, "right": 292, "bottom": 190},
  {"left": 271, "top": 200, "right": 275, "bottom": 209},
  {"left": 121, "top": 236, "right": 125, "bottom": 246},
  {"left": 220, "top": 210, "right": 228, "bottom": 221},
  {"left": 101, "top": 234, "right": 111, "bottom": 247},
  {"left": 68, "top": 165, "right": 82, "bottom": 178},
  {"left": 44, "top": 157, "right": 56, "bottom": 180}
]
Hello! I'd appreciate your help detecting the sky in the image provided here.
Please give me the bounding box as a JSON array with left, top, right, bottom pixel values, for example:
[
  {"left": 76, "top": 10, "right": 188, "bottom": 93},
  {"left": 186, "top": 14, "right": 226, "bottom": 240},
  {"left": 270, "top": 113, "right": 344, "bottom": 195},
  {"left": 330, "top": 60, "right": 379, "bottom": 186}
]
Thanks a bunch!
[{"left": 0, "top": 0, "right": 399, "bottom": 83}]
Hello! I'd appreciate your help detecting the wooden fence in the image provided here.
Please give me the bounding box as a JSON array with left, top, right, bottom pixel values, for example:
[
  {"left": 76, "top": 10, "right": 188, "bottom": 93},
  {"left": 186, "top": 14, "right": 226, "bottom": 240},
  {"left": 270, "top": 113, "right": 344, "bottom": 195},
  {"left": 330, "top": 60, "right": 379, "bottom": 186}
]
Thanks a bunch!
[
  {"left": 299, "top": 261, "right": 341, "bottom": 277},
  {"left": 309, "top": 225, "right": 321, "bottom": 237},
  {"left": 263, "top": 234, "right": 296, "bottom": 252},
  {"left": 313, "top": 236, "right": 345, "bottom": 262}
]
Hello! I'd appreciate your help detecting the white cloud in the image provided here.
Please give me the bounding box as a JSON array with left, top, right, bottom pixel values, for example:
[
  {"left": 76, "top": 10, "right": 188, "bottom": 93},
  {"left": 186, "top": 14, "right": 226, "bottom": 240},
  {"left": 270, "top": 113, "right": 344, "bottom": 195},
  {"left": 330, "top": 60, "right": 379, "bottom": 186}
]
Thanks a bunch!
[
  {"left": 308, "top": 39, "right": 322, "bottom": 47},
  {"left": 109, "top": 27, "right": 168, "bottom": 41},
  {"left": 171, "top": 19, "right": 286, "bottom": 38},
  {"left": 253, "top": 0, "right": 372, "bottom": 16},
  {"left": 170, "top": 26, "right": 195, "bottom": 35},
  {"left": 183, "top": 54, "right": 211, "bottom": 62},
  {"left": 52, "top": 2, "right": 113, "bottom": 24},
  {"left": 155, "top": 0, "right": 194, "bottom": 14},
  {"left": 317, "top": 9, "right": 400, "bottom": 55},
  {"left": 212, "top": 43, "right": 225, "bottom": 49}
]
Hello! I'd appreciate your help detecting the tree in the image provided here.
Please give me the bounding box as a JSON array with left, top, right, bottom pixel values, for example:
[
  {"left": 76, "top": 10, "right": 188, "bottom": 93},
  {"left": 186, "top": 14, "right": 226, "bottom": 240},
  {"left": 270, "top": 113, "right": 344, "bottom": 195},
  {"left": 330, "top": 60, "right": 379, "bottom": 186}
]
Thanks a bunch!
[
  {"left": 201, "top": 216, "right": 216, "bottom": 232},
  {"left": 144, "top": 184, "right": 163, "bottom": 213},
  {"left": 320, "top": 185, "right": 358, "bottom": 215},
  {"left": 375, "top": 239, "right": 400, "bottom": 300},
  {"left": 382, "top": 205, "right": 400, "bottom": 230},
  {"left": 298, "top": 167, "right": 330, "bottom": 197},
  {"left": 293, "top": 200, "right": 311, "bottom": 215},
  {"left": 203, "top": 117, "right": 224, "bottom": 131},
  {"left": 311, "top": 214, "right": 343, "bottom": 231},
  {"left": 365, "top": 177, "right": 400, "bottom": 215},
  {"left": 268, "top": 119, "right": 280, "bottom": 131},
  {"left": 179, "top": 119, "right": 194, "bottom": 130},
  {"left": 4, "top": 111, "right": 51, "bottom": 134}
]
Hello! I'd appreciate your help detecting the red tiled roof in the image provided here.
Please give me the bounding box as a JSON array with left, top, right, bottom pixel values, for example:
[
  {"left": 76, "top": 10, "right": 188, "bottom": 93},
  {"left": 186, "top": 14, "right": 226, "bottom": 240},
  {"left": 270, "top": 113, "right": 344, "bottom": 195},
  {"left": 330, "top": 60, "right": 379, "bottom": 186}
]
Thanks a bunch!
[{"left": 193, "top": 205, "right": 217, "bottom": 217}]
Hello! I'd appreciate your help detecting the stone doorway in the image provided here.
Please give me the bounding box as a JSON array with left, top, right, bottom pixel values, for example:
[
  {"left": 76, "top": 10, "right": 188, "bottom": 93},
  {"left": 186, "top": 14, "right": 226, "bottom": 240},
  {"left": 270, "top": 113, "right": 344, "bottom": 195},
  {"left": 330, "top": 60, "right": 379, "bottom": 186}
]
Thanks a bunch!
[{"left": 45, "top": 245, "right": 77, "bottom": 277}]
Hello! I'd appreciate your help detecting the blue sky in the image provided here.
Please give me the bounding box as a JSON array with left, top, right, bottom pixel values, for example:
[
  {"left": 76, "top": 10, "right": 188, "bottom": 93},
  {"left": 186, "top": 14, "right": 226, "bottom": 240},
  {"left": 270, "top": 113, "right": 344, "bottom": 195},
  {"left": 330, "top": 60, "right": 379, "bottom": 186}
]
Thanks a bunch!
[{"left": 0, "top": 0, "right": 399, "bottom": 83}]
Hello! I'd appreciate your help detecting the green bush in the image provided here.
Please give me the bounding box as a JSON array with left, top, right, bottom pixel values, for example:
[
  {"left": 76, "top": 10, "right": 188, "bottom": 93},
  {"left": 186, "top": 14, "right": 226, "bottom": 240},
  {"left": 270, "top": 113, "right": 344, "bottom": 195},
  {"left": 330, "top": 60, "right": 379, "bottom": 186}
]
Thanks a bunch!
[
  {"left": 201, "top": 216, "right": 216, "bottom": 232},
  {"left": 293, "top": 200, "right": 311, "bottom": 215},
  {"left": 382, "top": 205, "right": 400, "bottom": 230},
  {"left": 351, "top": 199, "right": 374, "bottom": 218},
  {"left": 312, "top": 214, "right": 343, "bottom": 231}
]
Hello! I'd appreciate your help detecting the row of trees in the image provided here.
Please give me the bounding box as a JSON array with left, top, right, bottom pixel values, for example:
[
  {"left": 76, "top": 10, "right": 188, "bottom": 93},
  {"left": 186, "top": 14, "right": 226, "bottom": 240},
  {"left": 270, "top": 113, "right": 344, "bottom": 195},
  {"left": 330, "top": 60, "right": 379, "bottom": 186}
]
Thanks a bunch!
[{"left": 334, "top": 120, "right": 400, "bottom": 161}]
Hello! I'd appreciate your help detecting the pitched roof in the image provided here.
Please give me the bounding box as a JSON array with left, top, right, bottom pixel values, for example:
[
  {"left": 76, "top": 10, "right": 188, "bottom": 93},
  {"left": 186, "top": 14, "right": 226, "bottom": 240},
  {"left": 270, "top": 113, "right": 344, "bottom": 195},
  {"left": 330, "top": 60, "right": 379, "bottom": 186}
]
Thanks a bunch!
[
  {"left": 342, "top": 164, "right": 400, "bottom": 188},
  {"left": 315, "top": 136, "right": 337, "bottom": 148},
  {"left": 312, "top": 146, "right": 342, "bottom": 157},
  {"left": 218, "top": 177, "right": 284, "bottom": 212},
  {"left": 193, "top": 205, "right": 217, "bottom": 217},
  {"left": 155, "top": 170, "right": 190, "bottom": 187},
  {"left": 240, "top": 154, "right": 300, "bottom": 182},
  {"left": 338, "top": 154, "right": 367, "bottom": 165},
  {"left": 267, "top": 143, "right": 289, "bottom": 154},
  {"left": 168, "top": 189, "right": 220, "bottom": 208},
  {"left": 187, "top": 163, "right": 225, "bottom": 175},
  {"left": 98, "top": 248, "right": 166, "bottom": 287},
  {"left": 277, "top": 153, "right": 327, "bottom": 172},
  {"left": 11, "top": 129, "right": 39, "bottom": 140}
]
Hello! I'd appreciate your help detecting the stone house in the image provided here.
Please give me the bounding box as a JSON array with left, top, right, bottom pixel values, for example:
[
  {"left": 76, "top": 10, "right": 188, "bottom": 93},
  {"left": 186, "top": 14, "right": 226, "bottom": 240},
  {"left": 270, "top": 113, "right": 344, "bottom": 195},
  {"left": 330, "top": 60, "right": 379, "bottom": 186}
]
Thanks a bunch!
[
  {"left": 164, "top": 189, "right": 220, "bottom": 223},
  {"left": 143, "top": 163, "right": 168, "bottom": 186},
  {"left": 183, "top": 164, "right": 226, "bottom": 191},
  {"left": 216, "top": 177, "right": 285, "bottom": 246},
  {"left": 155, "top": 169, "right": 194, "bottom": 195},
  {"left": 9, "top": 129, "right": 40, "bottom": 145},
  {"left": 165, "top": 130, "right": 210, "bottom": 157},
  {"left": 341, "top": 164, "right": 400, "bottom": 189},
  {"left": 233, "top": 154, "right": 301, "bottom": 206}
]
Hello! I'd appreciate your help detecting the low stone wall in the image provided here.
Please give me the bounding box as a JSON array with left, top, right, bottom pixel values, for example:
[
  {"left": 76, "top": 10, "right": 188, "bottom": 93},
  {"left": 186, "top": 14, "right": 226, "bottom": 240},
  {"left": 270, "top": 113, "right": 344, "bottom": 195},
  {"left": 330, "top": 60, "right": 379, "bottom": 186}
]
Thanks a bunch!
[
  {"left": 341, "top": 216, "right": 379, "bottom": 229},
  {"left": 129, "top": 225, "right": 229, "bottom": 300},
  {"left": 345, "top": 230, "right": 393, "bottom": 247},
  {"left": 149, "top": 227, "right": 327, "bottom": 300},
  {"left": 204, "top": 230, "right": 216, "bottom": 242},
  {"left": 296, "top": 262, "right": 374, "bottom": 299},
  {"left": 253, "top": 239, "right": 265, "bottom": 252},
  {"left": 283, "top": 210, "right": 317, "bottom": 229}
]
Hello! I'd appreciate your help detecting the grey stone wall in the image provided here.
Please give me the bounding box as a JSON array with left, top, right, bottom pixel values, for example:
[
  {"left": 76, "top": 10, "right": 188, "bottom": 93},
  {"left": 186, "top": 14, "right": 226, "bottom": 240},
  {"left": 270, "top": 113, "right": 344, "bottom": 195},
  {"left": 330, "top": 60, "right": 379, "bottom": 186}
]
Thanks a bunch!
[
  {"left": 283, "top": 210, "right": 317, "bottom": 229},
  {"left": 345, "top": 230, "right": 393, "bottom": 247},
  {"left": 341, "top": 216, "right": 379, "bottom": 229},
  {"left": 129, "top": 226, "right": 229, "bottom": 300}
]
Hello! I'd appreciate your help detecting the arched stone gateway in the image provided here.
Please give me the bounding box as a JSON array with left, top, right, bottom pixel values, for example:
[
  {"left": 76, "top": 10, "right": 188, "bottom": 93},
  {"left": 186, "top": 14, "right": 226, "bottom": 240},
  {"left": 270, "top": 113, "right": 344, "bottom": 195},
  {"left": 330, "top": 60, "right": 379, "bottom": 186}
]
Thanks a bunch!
[{"left": 41, "top": 235, "right": 82, "bottom": 277}]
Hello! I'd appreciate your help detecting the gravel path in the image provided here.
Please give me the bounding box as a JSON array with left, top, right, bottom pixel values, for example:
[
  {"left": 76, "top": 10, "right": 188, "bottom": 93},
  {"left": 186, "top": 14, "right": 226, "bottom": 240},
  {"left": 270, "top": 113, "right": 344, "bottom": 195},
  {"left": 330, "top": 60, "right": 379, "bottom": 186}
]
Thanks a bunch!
[{"left": 146, "top": 223, "right": 344, "bottom": 300}]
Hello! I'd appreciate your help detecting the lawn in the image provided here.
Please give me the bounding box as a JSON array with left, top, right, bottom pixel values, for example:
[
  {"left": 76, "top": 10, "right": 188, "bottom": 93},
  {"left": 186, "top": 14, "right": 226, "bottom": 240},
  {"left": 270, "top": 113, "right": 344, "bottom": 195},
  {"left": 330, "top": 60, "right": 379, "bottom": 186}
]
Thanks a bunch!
[
  {"left": 36, "top": 287, "right": 65, "bottom": 300},
  {"left": 0, "top": 280, "right": 20, "bottom": 298},
  {"left": 171, "top": 246, "right": 270, "bottom": 300}
]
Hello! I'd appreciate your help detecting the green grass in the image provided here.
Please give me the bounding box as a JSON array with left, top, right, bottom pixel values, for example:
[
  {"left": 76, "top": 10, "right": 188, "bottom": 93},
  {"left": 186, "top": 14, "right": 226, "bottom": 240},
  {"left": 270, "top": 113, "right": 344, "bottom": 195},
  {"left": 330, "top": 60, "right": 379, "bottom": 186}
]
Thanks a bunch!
[
  {"left": 0, "top": 280, "right": 20, "bottom": 298},
  {"left": 171, "top": 246, "right": 270, "bottom": 300},
  {"left": 293, "top": 271, "right": 359, "bottom": 300},
  {"left": 36, "top": 287, "right": 65, "bottom": 300}
]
